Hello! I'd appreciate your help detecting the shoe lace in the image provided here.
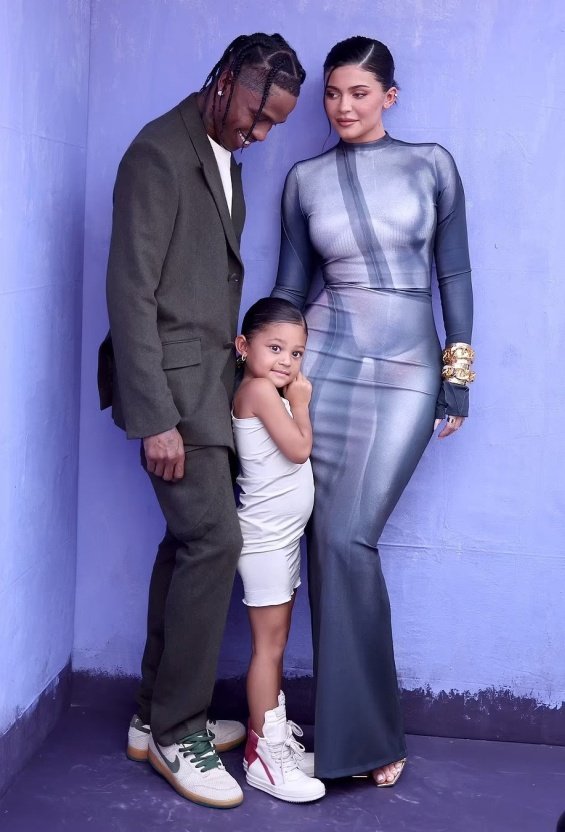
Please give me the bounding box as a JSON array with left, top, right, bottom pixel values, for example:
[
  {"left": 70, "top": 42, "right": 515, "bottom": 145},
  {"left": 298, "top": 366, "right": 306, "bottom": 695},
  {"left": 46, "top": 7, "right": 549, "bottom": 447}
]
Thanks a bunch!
[
  {"left": 178, "top": 729, "right": 223, "bottom": 773},
  {"left": 286, "top": 720, "right": 306, "bottom": 764},
  {"left": 287, "top": 720, "right": 304, "bottom": 740},
  {"left": 271, "top": 724, "right": 306, "bottom": 778}
]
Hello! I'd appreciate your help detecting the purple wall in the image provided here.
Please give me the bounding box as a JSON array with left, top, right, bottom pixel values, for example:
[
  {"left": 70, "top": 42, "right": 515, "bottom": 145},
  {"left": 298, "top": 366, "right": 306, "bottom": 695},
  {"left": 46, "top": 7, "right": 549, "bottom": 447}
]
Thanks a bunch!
[
  {"left": 0, "top": 0, "right": 90, "bottom": 744},
  {"left": 75, "top": 0, "right": 565, "bottom": 720}
]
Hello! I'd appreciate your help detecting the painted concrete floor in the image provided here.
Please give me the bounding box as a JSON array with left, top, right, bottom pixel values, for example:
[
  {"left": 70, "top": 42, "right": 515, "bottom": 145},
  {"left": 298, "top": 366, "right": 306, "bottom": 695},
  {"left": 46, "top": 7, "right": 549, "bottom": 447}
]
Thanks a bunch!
[{"left": 1, "top": 704, "right": 564, "bottom": 832}]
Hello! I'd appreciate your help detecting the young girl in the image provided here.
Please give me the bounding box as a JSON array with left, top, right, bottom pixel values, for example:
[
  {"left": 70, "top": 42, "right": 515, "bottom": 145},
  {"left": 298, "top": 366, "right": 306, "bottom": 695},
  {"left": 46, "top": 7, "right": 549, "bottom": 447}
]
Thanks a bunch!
[{"left": 232, "top": 298, "right": 325, "bottom": 803}]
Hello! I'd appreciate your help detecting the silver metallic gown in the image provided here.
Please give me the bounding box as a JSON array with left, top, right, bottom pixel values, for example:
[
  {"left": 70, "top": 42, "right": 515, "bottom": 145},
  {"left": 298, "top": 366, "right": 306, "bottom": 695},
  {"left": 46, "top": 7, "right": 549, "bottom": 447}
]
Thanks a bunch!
[{"left": 272, "top": 134, "right": 473, "bottom": 778}]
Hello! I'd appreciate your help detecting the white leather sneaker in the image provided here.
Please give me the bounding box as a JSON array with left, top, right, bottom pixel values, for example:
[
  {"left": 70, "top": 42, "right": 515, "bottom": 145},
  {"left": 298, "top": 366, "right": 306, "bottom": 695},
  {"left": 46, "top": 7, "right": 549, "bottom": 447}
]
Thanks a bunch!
[
  {"left": 148, "top": 729, "right": 243, "bottom": 808},
  {"left": 127, "top": 714, "right": 245, "bottom": 760},
  {"left": 243, "top": 700, "right": 325, "bottom": 803},
  {"left": 242, "top": 693, "right": 316, "bottom": 777}
]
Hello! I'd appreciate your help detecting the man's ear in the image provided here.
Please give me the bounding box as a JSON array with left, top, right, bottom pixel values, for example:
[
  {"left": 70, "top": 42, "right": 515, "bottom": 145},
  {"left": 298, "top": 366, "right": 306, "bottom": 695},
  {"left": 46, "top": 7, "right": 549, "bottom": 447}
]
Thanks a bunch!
[{"left": 217, "top": 69, "right": 234, "bottom": 97}]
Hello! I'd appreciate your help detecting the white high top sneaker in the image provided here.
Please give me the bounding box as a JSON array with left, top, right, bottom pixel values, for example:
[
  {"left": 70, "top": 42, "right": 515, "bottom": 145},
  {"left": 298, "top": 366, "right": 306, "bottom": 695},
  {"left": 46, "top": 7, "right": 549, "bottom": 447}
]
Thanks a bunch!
[
  {"left": 243, "top": 693, "right": 316, "bottom": 777},
  {"left": 244, "top": 700, "right": 325, "bottom": 803}
]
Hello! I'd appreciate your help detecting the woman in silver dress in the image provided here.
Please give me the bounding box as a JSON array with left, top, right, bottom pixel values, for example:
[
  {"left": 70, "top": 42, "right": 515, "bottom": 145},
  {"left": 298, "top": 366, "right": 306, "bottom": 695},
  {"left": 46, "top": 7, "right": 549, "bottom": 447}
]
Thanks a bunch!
[{"left": 272, "top": 36, "right": 475, "bottom": 785}]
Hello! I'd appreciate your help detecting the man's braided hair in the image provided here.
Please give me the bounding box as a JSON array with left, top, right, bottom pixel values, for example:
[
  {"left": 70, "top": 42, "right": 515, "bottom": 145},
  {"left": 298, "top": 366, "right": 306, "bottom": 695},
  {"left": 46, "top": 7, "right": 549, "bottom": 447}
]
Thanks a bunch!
[{"left": 201, "top": 33, "right": 306, "bottom": 141}]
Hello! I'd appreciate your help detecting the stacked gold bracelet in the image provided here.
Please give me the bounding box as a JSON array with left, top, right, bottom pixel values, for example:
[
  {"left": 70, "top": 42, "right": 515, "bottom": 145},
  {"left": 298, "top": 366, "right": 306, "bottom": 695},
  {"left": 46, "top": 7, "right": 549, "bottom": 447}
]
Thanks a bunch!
[{"left": 441, "top": 342, "right": 476, "bottom": 386}]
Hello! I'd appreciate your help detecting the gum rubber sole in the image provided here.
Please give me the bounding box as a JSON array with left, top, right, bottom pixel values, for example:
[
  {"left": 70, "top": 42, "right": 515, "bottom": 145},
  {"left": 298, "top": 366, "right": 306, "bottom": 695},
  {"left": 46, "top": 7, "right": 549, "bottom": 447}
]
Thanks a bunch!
[
  {"left": 148, "top": 749, "right": 243, "bottom": 809},
  {"left": 126, "top": 745, "right": 148, "bottom": 762}
]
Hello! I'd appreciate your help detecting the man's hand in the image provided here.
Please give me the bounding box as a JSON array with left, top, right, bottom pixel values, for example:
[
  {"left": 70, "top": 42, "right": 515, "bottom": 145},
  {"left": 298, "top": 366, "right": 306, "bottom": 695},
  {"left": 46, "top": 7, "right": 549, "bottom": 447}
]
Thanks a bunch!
[{"left": 143, "top": 427, "right": 185, "bottom": 481}]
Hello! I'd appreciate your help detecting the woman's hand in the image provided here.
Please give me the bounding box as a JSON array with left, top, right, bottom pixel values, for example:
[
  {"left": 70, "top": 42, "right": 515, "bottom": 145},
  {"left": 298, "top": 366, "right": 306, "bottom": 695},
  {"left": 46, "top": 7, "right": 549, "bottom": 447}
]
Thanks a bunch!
[
  {"left": 284, "top": 372, "right": 312, "bottom": 409},
  {"left": 434, "top": 415, "right": 465, "bottom": 439}
]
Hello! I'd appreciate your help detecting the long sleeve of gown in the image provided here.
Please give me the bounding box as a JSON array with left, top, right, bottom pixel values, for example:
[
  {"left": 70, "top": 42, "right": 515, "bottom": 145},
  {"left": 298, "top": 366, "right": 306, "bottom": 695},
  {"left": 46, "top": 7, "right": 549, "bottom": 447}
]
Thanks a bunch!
[
  {"left": 433, "top": 145, "right": 474, "bottom": 418},
  {"left": 272, "top": 165, "right": 316, "bottom": 309}
]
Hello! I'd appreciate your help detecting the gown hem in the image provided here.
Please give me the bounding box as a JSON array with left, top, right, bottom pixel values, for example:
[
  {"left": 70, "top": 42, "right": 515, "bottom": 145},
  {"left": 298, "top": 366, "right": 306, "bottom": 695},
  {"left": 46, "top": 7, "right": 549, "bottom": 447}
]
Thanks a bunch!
[{"left": 315, "top": 744, "right": 408, "bottom": 780}]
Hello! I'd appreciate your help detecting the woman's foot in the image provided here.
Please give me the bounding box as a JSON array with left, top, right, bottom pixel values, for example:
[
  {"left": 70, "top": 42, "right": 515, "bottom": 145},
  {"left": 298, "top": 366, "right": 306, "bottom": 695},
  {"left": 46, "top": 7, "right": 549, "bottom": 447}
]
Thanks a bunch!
[{"left": 372, "top": 758, "right": 406, "bottom": 787}]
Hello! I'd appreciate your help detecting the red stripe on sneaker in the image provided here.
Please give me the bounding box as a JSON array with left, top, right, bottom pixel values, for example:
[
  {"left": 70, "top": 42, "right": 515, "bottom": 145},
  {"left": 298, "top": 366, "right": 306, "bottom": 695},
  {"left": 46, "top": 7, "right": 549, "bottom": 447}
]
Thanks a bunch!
[
  {"left": 244, "top": 730, "right": 259, "bottom": 767},
  {"left": 244, "top": 730, "right": 275, "bottom": 786},
  {"left": 258, "top": 756, "right": 275, "bottom": 785}
]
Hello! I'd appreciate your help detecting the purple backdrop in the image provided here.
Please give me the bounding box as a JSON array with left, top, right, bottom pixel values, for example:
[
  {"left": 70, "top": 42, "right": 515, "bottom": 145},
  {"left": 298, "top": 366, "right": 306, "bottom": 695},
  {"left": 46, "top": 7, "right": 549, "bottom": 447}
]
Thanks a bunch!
[
  {"left": 0, "top": 0, "right": 90, "bottom": 787},
  {"left": 67, "top": 0, "right": 563, "bottom": 718}
]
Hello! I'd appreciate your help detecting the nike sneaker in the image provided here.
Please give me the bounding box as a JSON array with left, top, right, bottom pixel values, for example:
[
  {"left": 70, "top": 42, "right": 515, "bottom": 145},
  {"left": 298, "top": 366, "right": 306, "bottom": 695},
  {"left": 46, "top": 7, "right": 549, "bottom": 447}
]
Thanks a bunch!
[{"left": 148, "top": 729, "right": 243, "bottom": 808}]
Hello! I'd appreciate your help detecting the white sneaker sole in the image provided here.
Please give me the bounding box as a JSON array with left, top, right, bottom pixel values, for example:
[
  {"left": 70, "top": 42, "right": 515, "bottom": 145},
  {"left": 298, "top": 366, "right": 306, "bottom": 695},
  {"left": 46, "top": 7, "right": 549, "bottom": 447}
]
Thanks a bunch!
[
  {"left": 245, "top": 771, "right": 325, "bottom": 803},
  {"left": 147, "top": 748, "right": 243, "bottom": 809}
]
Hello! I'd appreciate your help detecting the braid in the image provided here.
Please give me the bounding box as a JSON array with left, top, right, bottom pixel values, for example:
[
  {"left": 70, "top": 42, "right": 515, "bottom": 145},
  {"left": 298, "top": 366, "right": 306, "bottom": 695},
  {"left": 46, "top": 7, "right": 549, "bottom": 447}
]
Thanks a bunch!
[
  {"left": 221, "top": 39, "right": 263, "bottom": 128},
  {"left": 200, "top": 35, "right": 249, "bottom": 92},
  {"left": 244, "top": 55, "right": 290, "bottom": 141},
  {"left": 201, "top": 33, "right": 306, "bottom": 133}
]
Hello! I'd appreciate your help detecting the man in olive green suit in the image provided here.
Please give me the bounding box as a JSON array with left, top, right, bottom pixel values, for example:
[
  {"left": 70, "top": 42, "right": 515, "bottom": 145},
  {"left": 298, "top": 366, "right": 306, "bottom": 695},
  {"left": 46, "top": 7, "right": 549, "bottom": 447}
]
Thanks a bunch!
[{"left": 98, "top": 34, "right": 305, "bottom": 808}]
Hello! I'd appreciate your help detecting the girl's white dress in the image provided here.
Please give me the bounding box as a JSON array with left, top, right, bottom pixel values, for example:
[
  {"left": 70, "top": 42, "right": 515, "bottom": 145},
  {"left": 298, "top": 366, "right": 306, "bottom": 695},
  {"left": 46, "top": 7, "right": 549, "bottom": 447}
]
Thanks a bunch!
[{"left": 232, "top": 397, "right": 315, "bottom": 607}]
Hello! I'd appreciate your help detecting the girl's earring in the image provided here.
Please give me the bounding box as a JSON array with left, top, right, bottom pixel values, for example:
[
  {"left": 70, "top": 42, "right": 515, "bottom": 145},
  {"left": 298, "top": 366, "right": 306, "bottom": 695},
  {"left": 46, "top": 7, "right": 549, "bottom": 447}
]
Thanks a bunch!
[
  {"left": 236, "top": 353, "right": 247, "bottom": 369},
  {"left": 217, "top": 89, "right": 224, "bottom": 97}
]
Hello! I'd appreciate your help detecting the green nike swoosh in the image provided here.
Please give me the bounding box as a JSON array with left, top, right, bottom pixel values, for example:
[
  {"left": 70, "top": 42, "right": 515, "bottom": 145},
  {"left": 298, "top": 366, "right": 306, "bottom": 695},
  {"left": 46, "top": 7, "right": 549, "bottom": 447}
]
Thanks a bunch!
[{"left": 155, "top": 744, "right": 180, "bottom": 774}]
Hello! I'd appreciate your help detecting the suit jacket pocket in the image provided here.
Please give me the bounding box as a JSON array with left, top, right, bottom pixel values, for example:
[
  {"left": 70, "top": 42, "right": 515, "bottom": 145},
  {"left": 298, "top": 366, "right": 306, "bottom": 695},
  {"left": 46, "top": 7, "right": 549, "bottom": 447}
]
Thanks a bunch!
[{"left": 161, "top": 338, "right": 202, "bottom": 370}]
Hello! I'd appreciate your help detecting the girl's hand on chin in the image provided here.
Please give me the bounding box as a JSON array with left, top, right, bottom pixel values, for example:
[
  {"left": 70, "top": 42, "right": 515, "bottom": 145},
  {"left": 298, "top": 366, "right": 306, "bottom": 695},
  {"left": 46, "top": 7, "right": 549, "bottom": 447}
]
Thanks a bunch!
[{"left": 284, "top": 372, "right": 312, "bottom": 408}]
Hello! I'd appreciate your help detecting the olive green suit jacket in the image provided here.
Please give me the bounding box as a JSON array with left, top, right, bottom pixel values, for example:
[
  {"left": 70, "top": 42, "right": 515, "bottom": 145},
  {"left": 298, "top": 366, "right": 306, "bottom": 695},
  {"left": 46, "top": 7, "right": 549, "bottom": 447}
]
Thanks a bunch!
[{"left": 98, "top": 94, "right": 245, "bottom": 449}]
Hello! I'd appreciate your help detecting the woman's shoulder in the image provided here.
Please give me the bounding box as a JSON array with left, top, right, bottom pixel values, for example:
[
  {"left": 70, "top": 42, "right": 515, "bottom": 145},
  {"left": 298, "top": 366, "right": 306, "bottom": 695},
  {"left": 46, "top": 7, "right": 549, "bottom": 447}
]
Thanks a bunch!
[
  {"left": 388, "top": 138, "right": 460, "bottom": 186},
  {"left": 285, "top": 145, "right": 339, "bottom": 181},
  {"left": 390, "top": 137, "right": 458, "bottom": 166},
  {"left": 287, "top": 138, "right": 455, "bottom": 170}
]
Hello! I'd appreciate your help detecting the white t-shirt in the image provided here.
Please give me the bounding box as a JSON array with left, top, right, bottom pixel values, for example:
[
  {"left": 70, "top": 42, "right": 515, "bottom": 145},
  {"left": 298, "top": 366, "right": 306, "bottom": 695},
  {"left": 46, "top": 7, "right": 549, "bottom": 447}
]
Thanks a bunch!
[{"left": 207, "top": 135, "right": 233, "bottom": 216}]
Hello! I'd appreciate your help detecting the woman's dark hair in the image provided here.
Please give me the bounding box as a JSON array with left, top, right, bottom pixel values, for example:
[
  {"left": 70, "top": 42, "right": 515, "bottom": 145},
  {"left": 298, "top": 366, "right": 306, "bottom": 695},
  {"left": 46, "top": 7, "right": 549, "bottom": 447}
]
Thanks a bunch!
[
  {"left": 201, "top": 34, "right": 306, "bottom": 142},
  {"left": 241, "top": 297, "right": 308, "bottom": 340},
  {"left": 323, "top": 36, "right": 397, "bottom": 89}
]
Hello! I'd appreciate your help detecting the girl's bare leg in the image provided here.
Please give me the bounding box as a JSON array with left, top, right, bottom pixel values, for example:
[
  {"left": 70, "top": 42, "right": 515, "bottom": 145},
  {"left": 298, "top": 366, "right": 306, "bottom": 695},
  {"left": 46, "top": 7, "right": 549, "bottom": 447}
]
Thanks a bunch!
[{"left": 246, "top": 596, "right": 295, "bottom": 736}]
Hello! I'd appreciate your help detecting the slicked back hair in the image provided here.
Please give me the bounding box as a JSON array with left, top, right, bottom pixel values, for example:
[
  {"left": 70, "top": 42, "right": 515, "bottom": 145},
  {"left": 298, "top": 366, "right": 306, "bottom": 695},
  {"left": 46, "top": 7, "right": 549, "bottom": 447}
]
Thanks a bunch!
[
  {"left": 324, "top": 36, "right": 397, "bottom": 90},
  {"left": 201, "top": 33, "right": 306, "bottom": 142},
  {"left": 241, "top": 297, "right": 308, "bottom": 341}
]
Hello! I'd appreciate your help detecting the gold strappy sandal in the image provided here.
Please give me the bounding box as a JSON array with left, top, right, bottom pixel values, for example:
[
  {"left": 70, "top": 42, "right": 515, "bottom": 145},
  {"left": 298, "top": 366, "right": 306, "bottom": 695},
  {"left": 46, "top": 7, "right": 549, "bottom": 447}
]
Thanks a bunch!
[{"left": 374, "top": 758, "right": 407, "bottom": 788}]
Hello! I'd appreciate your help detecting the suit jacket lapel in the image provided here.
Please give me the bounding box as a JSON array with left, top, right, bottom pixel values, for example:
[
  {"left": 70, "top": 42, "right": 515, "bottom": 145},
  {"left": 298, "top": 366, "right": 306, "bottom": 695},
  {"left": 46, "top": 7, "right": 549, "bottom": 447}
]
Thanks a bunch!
[
  {"left": 178, "top": 94, "right": 243, "bottom": 268},
  {"left": 231, "top": 159, "right": 245, "bottom": 241}
]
